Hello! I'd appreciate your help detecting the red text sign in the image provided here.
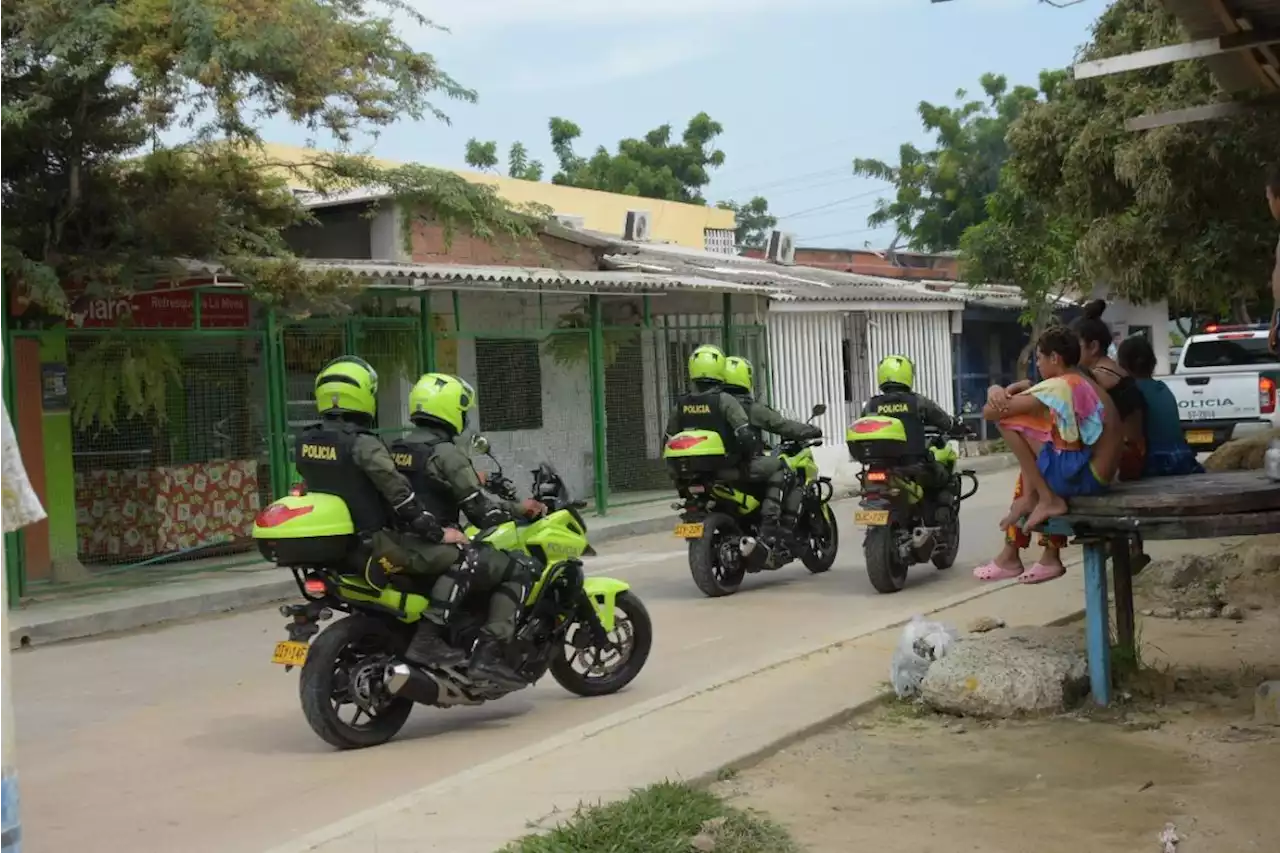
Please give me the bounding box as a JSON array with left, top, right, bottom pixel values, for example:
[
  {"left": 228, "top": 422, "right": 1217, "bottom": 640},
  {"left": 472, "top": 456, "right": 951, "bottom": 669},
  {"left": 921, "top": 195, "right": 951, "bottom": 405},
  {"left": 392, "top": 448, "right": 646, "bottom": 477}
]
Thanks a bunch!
[{"left": 68, "top": 291, "right": 250, "bottom": 329}]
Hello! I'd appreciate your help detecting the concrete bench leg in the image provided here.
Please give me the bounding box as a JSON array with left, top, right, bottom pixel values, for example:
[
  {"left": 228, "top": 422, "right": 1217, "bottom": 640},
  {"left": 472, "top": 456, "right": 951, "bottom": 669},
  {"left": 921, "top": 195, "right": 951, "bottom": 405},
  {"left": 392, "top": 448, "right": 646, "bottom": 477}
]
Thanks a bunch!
[{"left": 1083, "top": 541, "right": 1112, "bottom": 705}]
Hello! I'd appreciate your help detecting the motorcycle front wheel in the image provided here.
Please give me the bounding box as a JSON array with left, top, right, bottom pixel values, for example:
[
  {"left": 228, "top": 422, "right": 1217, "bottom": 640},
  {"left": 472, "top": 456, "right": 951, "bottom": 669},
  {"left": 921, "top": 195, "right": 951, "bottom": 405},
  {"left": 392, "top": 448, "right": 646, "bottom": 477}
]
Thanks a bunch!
[
  {"left": 864, "top": 525, "right": 909, "bottom": 594},
  {"left": 299, "top": 616, "right": 413, "bottom": 750},
  {"left": 551, "top": 591, "right": 653, "bottom": 697}
]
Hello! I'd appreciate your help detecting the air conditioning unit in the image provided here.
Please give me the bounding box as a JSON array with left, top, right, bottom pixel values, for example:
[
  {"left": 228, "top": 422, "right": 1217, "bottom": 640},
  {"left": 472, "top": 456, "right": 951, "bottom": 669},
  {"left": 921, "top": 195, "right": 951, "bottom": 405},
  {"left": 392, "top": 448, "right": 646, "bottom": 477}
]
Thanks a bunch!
[
  {"left": 766, "top": 230, "right": 796, "bottom": 265},
  {"left": 553, "top": 214, "right": 585, "bottom": 230},
  {"left": 624, "top": 210, "right": 652, "bottom": 242}
]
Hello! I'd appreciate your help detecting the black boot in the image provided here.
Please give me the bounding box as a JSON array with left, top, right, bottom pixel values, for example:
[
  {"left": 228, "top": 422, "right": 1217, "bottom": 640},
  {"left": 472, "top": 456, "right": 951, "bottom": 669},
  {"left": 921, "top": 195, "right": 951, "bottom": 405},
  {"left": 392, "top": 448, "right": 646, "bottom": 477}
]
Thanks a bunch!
[
  {"left": 404, "top": 620, "right": 464, "bottom": 667},
  {"left": 468, "top": 638, "right": 526, "bottom": 691}
]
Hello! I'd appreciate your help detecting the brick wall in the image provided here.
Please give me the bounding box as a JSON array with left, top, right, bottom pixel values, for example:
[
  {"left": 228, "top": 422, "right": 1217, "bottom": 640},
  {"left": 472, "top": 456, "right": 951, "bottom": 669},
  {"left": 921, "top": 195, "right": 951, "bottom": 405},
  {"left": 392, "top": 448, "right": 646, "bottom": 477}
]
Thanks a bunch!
[{"left": 410, "top": 221, "right": 597, "bottom": 270}]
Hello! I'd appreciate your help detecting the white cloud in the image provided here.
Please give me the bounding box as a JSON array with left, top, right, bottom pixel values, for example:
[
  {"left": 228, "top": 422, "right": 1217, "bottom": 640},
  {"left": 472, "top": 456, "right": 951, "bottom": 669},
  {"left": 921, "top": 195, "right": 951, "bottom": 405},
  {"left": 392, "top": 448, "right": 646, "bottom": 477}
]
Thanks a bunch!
[{"left": 502, "top": 37, "right": 717, "bottom": 93}]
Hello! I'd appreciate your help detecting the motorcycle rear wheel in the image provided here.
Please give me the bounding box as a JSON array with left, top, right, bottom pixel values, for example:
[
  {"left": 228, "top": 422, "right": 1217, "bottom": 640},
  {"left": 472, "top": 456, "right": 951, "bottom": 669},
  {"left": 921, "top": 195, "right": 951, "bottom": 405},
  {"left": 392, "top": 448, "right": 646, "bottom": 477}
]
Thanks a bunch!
[
  {"left": 688, "top": 513, "right": 745, "bottom": 597},
  {"left": 931, "top": 506, "right": 961, "bottom": 570},
  {"left": 865, "top": 525, "right": 909, "bottom": 594},
  {"left": 299, "top": 616, "right": 413, "bottom": 750}
]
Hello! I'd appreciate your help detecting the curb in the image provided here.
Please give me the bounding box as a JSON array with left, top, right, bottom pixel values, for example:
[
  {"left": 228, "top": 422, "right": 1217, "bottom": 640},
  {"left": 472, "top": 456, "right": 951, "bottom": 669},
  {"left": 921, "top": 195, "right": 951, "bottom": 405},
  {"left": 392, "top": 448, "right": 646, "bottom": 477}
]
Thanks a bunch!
[{"left": 8, "top": 513, "right": 677, "bottom": 651}]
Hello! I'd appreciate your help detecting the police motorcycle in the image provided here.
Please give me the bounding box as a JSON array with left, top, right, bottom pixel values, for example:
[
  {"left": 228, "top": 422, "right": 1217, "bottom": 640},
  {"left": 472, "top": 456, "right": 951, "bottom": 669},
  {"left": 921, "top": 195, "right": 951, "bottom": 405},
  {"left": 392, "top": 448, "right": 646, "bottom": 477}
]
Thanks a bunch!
[
  {"left": 845, "top": 416, "right": 979, "bottom": 593},
  {"left": 663, "top": 403, "right": 839, "bottom": 598},
  {"left": 252, "top": 435, "right": 652, "bottom": 750}
]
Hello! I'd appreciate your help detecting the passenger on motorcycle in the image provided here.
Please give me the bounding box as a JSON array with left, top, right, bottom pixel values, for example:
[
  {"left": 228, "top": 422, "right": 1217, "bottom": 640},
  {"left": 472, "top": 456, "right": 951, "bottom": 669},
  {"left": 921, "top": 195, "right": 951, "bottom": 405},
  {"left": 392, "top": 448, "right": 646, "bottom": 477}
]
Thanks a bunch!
[
  {"left": 861, "top": 355, "right": 961, "bottom": 514},
  {"left": 293, "top": 355, "right": 452, "bottom": 609},
  {"left": 722, "top": 356, "right": 822, "bottom": 551},
  {"left": 390, "top": 373, "right": 544, "bottom": 691},
  {"left": 665, "top": 343, "right": 757, "bottom": 463}
]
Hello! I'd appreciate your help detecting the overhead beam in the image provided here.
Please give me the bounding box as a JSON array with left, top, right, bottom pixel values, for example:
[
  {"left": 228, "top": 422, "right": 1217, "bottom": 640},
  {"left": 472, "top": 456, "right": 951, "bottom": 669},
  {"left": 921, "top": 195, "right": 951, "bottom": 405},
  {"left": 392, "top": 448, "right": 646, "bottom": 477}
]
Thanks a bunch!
[
  {"left": 1074, "top": 31, "right": 1280, "bottom": 80},
  {"left": 1124, "top": 97, "right": 1279, "bottom": 132}
]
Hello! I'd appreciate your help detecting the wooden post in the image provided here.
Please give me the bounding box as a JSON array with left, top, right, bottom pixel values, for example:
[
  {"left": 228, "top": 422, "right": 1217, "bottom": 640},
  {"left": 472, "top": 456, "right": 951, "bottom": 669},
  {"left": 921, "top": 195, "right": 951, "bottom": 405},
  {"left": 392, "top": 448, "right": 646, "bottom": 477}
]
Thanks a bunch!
[
  {"left": 1082, "top": 541, "right": 1113, "bottom": 705},
  {"left": 1111, "top": 536, "right": 1136, "bottom": 658}
]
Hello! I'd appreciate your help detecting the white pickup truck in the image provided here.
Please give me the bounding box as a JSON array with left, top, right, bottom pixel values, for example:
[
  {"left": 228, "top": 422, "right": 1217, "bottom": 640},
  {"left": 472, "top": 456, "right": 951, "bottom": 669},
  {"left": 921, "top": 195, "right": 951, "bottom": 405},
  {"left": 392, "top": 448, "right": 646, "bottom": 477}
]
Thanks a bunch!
[{"left": 1161, "top": 324, "right": 1279, "bottom": 452}]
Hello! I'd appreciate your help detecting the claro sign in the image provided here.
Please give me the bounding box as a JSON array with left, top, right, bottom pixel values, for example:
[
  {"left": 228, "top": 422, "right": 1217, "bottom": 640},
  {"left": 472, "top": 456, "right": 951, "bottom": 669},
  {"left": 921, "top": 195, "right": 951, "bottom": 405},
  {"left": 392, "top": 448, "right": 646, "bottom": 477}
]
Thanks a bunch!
[{"left": 68, "top": 290, "right": 250, "bottom": 329}]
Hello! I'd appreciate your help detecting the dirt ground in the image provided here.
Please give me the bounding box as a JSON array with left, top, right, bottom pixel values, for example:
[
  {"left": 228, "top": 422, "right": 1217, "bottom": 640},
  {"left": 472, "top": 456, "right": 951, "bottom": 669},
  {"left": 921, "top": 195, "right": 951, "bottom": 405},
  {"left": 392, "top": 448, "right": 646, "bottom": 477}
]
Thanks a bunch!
[{"left": 713, "top": 539, "right": 1280, "bottom": 853}]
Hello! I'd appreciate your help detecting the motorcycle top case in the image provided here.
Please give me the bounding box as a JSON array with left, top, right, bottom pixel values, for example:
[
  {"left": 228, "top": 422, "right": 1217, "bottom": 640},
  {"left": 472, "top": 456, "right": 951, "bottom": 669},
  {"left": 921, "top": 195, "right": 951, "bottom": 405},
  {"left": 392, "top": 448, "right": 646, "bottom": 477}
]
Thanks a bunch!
[
  {"left": 845, "top": 416, "right": 911, "bottom": 464},
  {"left": 663, "top": 429, "right": 733, "bottom": 476},
  {"left": 252, "top": 493, "right": 358, "bottom": 566}
]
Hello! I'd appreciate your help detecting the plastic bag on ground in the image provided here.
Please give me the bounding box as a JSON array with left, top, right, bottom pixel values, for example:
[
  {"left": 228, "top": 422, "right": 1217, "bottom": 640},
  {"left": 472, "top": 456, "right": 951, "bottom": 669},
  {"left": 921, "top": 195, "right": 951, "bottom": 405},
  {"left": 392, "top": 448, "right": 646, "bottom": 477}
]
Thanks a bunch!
[{"left": 890, "top": 615, "right": 960, "bottom": 698}]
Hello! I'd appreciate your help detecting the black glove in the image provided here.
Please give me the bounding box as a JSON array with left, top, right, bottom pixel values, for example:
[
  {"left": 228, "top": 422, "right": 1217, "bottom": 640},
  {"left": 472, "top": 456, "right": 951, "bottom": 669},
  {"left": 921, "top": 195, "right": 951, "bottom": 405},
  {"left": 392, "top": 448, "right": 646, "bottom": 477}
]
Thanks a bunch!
[
  {"left": 801, "top": 425, "right": 822, "bottom": 440},
  {"left": 734, "top": 424, "right": 763, "bottom": 455},
  {"left": 395, "top": 496, "right": 442, "bottom": 542}
]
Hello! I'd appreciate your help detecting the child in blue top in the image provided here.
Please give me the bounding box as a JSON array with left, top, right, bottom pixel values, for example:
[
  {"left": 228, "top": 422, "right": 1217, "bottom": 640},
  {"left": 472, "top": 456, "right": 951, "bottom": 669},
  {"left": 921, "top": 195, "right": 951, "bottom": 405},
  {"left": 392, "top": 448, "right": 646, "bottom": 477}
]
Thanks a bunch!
[{"left": 1116, "top": 336, "right": 1204, "bottom": 478}]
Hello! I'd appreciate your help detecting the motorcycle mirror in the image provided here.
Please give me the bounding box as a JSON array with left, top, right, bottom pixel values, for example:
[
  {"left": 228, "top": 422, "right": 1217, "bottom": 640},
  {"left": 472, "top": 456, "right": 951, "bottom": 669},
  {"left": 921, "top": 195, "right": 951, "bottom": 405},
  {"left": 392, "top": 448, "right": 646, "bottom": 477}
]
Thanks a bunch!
[
  {"left": 810, "top": 403, "right": 827, "bottom": 418},
  {"left": 470, "top": 435, "right": 490, "bottom": 455}
]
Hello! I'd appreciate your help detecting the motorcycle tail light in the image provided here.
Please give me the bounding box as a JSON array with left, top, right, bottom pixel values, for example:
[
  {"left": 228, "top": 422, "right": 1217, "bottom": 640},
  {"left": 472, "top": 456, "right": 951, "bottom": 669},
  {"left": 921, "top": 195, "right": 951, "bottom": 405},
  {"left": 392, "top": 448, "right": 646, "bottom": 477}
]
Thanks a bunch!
[
  {"left": 688, "top": 484, "right": 706, "bottom": 493},
  {"left": 866, "top": 470, "right": 888, "bottom": 483},
  {"left": 304, "top": 578, "right": 327, "bottom": 595}
]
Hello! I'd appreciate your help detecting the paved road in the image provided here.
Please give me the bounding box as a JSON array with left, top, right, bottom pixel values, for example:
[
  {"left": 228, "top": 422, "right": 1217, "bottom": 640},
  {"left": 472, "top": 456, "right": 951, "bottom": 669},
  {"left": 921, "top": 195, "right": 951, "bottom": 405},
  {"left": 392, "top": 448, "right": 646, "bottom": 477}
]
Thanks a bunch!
[{"left": 14, "top": 469, "right": 1022, "bottom": 853}]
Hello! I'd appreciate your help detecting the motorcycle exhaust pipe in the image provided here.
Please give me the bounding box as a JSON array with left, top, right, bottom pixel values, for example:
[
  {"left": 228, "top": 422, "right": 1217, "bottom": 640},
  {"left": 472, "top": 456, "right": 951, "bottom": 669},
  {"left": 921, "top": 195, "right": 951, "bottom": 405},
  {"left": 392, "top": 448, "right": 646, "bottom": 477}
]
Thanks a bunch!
[
  {"left": 384, "top": 662, "right": 442, "bottom": 705},
  {"left": 739, "top": 536, "right": 758, "bottom": 556},
  {"left": 911, "top": 527, "right": 935, "bottom": 550}
]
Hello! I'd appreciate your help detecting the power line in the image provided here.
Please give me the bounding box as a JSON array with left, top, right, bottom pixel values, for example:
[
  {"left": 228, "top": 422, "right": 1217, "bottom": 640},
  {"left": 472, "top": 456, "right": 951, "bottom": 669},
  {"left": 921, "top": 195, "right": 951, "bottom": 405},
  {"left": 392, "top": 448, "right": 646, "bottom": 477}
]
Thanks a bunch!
[
  {"left": 716, "top": 166, "right": 851, "bottom": 198},
  {"left": 780, "top": 198, "right": 879, "bottom": 222},
  {"left": 776, "top": 186, "right": 891, "bottom": 220},
  {"left": 794, "top": 225, "right": 888, "bottom": 243}
]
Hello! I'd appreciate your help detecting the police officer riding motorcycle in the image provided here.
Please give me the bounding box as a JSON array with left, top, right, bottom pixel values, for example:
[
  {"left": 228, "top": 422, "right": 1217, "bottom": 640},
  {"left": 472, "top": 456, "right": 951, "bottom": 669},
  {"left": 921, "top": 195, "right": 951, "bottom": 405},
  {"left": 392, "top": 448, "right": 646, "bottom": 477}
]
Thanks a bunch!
[
  {"left": 722, "top": 356, "right": 822, "bottom": 555},
  {"left": 860, "top": 355, "right": 959, "bottom": 507},
  {"left": 389, "top": 373, "right": 546, "bottom": 691}
]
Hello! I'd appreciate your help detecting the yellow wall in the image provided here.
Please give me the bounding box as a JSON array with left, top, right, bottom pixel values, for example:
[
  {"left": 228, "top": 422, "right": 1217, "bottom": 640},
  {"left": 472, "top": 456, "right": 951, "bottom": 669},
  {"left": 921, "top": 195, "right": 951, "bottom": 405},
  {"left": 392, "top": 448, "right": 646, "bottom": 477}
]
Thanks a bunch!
[{"left": 261, "top": 142, "right": 735, "bottom": 249}]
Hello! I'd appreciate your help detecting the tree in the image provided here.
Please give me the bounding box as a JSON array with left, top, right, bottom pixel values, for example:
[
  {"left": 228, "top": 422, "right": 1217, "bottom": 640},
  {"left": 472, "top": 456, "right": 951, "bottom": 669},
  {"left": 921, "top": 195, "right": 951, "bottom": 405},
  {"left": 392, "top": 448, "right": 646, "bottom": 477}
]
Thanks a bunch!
[
  {"left": 462, "top": 138, "right": 542, "bottom": 180},
  {"left": 545, "top": 113, "right": 727, "bottom": 204},
  {"left": 715, "top": 197, "right": 777, "bottom": 249},
  {"left": 2, "top": 0, "right": 541, "bottom": 314},
  {"left": 998, "top": 0, "right": 1276, "bottom": 319},
  {"left": 852, "top": 73, "right": 1046, "bottom": 252}
]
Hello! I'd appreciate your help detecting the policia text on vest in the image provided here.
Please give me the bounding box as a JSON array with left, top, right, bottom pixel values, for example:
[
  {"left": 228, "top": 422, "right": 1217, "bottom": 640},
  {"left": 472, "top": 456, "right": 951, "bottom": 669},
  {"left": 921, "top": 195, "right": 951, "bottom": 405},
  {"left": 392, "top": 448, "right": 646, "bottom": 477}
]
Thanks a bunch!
[
  {"left": 300, "top": 442, "right": 340, "bottom": 461},
  {"left": 682, "top": 403, "right": 712, "bottom": 415}
]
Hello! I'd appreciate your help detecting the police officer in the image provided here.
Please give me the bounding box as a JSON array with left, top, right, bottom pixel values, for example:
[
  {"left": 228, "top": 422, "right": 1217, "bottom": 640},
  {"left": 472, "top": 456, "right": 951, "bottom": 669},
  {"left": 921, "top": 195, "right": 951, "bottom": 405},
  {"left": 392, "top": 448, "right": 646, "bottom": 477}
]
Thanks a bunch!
[
  {"left": 861, "top": 355, "right": 958, "bottom": 498},
  {"left": 664, "top": 344, "right": 757, "bottom": 457},
  {"left": 390, "top": 373, "right": 544, "bottom": 691},
  {"left": 722, "top": 356, "right": 821, "bottom": 549},
  {"left": 294, "top": 356, "right": 461, "bottom": 647}
]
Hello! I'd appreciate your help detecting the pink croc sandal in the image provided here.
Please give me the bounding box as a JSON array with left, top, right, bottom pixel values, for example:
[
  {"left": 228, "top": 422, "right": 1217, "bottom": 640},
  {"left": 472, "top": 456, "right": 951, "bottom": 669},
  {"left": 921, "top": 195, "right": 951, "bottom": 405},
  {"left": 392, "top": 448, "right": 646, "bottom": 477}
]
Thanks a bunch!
[
  {"left": 1016, "top": 562, "right": 1066, "bottom": 584},
  {"left": 973, "top": 562, "right": 1024, "bottom": 581}
]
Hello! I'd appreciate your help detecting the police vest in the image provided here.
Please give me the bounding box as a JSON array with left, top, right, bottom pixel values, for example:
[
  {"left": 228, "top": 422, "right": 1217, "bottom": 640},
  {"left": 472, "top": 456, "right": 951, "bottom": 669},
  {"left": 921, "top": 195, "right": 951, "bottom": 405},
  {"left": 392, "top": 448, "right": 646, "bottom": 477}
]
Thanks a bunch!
[
  {"left": 674, "top": 389, "right": 738, "bottom": 456},
  {"left": 295, "top": 421, "right": 390, "bottom": 535},
  {"left": 388, "top": 436, "right": 463, "bottom": 524},
  {"left": 865, "top": 391, "right": 927, "bottom": 456}
]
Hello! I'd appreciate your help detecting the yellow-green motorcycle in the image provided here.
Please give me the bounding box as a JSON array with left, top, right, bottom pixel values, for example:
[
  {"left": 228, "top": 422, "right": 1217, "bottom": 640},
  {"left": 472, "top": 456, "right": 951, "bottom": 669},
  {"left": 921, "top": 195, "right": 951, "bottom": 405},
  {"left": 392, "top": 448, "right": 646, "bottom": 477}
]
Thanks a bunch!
[
  {"left": 252, "top": 437, "right": 651, "bottom": 750},
  {"left": 662, "top": 404, "right": 839, "bottom": 597},
  {"left": 846, "top": 417, "right": 979, "bottom": 593}
]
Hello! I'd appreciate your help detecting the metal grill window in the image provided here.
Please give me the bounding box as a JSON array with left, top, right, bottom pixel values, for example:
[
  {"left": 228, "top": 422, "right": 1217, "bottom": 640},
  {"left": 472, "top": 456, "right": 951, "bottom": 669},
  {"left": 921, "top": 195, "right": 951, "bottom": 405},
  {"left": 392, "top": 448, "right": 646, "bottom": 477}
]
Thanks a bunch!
[{"left": 475, "top": 338, "right": 543, "bottom": 431}]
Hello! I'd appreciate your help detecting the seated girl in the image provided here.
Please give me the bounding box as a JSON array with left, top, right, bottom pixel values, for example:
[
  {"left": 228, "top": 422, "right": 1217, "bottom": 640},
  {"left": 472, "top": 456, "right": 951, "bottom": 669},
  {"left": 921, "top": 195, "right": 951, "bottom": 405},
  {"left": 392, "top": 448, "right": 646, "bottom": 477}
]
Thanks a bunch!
[
  {"left": 978, "top": 328, "right": 1124, "bottom": 583},
  {"left": 1116, "top": 336, "right": 1204, "bottom": 478},
  {"left": 1075, "top": 301, "right": 1147, "bottom": 480}
]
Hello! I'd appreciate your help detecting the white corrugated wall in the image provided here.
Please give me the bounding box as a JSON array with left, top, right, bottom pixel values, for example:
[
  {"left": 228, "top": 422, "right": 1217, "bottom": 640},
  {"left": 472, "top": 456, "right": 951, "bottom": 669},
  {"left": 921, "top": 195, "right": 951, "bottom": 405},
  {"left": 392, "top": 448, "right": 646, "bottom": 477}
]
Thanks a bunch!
[
  {"left": 765, "top": 312, "right": 847, "bottom": 443},
  {"left": 862, "top": 310, "right": 956, "bottom": 414}
]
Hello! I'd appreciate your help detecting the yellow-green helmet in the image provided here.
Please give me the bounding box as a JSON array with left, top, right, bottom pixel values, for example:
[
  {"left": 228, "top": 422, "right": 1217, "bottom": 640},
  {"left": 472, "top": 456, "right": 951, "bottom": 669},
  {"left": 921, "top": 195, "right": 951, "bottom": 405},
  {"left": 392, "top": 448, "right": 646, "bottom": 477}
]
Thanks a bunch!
[
  {"left": 876, "top": 354, "right": 914, "bottom": 391},
  {"left": 408, "top": 373, "right": 476, "bottom": 434},
  {"left": 315, "top": 356, "right": 378, "bottom": 418},
  {"left": 688, "top": 344, "right": 727, "bottom": 383},
  {"left": 724, "top": 356, "right": 753, "bottom": 392}
]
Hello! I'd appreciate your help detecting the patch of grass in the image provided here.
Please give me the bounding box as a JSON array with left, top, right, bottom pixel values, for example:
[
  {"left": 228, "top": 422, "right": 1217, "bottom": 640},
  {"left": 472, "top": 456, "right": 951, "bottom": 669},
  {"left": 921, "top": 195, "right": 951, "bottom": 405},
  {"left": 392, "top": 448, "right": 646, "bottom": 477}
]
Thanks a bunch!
[{"left": 499, "top": 781, "right": 800, "bottom": 853}]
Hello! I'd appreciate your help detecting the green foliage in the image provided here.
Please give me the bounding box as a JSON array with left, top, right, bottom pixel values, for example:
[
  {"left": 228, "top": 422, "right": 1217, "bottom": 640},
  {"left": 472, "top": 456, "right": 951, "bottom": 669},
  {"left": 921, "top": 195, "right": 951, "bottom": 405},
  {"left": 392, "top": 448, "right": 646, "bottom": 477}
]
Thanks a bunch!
[
  {"left": 540, "top": 302, "right": 626, "bottom": 369},
  {"left": 69, "top": 338, "right": 184, "bottom": 432},
  {"left": 716, "top": 197, "right": 778, "bottom": 249},
  {"left": 2, "top": 0, "right": 541, "bottom": 312},
  {"left": 501, "top": 781, "right": 799, "bottom": 853},
  {"left": 854, "top": 73, "right": 1047, "bottom": 252},
  {"left": 997, "top": 0, "right": 1276, "bottom": 317},
  {"left": 464, "top": 138, "right": 499, "bottom": 171},
  {"left": 545, "top": 113, "right": 727, "bottom": 204},
  {"left": 506, "top": 142, "right": 544, "bottom": 181}
]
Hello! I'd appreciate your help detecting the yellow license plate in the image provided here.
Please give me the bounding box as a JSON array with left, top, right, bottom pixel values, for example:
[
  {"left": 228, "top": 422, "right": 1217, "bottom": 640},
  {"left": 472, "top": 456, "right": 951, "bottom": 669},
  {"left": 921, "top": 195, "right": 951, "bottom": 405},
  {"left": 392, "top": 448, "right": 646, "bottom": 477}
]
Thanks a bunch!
[
  {"left": 855, "top": 509, "right": 890, "bottom": 526},
  {"left": 675, "top": 522, "right": 705, "bottom": 539},
  {"left": 1186, "top": 430, "right": 1214, "bottom": 445},
  {"left": 271, "top": 640, "right": 309, "bottom": 666}
]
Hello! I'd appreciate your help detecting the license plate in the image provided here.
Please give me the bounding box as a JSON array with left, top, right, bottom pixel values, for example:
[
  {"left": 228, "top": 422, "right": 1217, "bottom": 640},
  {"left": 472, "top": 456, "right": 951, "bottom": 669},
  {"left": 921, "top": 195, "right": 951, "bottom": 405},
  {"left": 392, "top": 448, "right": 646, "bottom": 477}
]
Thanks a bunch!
[
  {"left": 674, "top": 522, "right": 705, "bottom": 539},
  {"left": 271, "top": 640, "right": 309, "bottom": 666},
  {"left": 855, "top": 509, "right": 890, "bottom": 526},
  {"left": 1186, "top": 430, "right": 1215, "bottom": 445}
]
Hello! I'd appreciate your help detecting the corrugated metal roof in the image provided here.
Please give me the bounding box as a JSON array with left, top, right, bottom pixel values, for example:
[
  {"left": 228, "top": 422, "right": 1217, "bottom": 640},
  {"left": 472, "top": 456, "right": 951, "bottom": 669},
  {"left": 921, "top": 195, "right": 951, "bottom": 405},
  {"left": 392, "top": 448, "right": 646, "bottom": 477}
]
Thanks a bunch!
[{"left": 604, "top": 246, "right": 966, "bottom": 305}]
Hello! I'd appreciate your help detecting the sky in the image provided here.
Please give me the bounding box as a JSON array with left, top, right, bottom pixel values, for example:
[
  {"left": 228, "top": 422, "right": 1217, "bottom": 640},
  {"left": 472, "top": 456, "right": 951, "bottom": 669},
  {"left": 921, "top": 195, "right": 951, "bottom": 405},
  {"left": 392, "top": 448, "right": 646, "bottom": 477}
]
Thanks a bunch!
[{"left": 265, "top": 0, "right": 1104, "bottom": 250}]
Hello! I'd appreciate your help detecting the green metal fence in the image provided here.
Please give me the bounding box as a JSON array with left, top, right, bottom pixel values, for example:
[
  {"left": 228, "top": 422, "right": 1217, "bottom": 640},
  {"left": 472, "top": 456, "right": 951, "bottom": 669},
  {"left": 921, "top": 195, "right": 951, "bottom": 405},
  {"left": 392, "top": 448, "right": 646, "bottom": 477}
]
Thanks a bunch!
[{"left": 2, "top": 287, "right": 767, "bottom": 600}]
